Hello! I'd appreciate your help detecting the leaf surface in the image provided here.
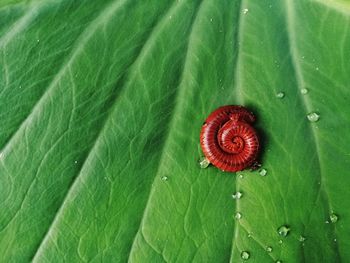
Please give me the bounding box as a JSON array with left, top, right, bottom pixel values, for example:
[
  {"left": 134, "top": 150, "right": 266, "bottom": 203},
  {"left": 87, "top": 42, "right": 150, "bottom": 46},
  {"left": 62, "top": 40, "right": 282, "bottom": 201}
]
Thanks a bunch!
[{"left": 0, "top": 0, "right": 350, "bottom": 262}]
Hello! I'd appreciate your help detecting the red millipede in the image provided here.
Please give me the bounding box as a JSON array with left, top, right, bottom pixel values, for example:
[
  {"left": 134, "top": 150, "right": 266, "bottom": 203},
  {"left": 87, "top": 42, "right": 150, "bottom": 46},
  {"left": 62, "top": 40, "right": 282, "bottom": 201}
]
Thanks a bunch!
[{"left": 200, "top": 105, "right": 260, "bottom": 172}]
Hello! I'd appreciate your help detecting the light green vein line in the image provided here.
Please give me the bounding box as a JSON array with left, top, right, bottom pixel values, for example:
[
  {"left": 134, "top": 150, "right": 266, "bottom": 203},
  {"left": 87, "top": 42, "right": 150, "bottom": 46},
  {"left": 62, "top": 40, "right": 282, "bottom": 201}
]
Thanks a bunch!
[
  {"left": 0, "top": 4, "right": 40, "bottom": 47},
  {"left": 284, "top": 0, "right": 341, "bottom": 260},
  {"left": 228, "top": 0, "right": 244, "bottom": 261},
  {"left": 232, "top": 0, "right": 245, "bottom": 105},
  {"left": 126, "top": 0, "right": 209, "bottom": 261},
  {"left": 31, "top": 0, "right": 190, "bottom": 260},
  {"left": 0, "top": 0, "right": 133, "bottom": 234},
  {"left": 311, "top": 0, "right": 350, "bottom": 16},
  {"left": 0, "top": 0, "right": 125, "bottom": 155}
]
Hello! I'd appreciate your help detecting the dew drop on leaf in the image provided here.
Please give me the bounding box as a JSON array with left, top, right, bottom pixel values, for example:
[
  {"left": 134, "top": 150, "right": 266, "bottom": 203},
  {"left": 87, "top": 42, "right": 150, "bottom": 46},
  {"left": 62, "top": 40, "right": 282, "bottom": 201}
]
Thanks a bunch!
[
  {"left": 307, "top": 112, "right": 320, "bottom": 122},
  {"left": 278, "top": 239, "right": 283, "bottom": 244},
  {"left": 161, "top": 176, "right": 168, "bottom": 181},
  {"left": 243, "top": 8, "right": 249, "bottom": 14},
  {"left": 199, "top": 157, "right": 210, "bottom": 169},
  {"left": 329, "top": 213, "right": 338, "bottom": 223},
  {"left": 232, "top": 191, "right": 243, "bottom": 199},
  {"left": 277, "top": 225, "right": 290, "bottom": 237},
  {"left": 241, "top": 251, "right": 250, "bottom": 260},
  {"left": 259, "top": 168, "right": 267, "bottom": 176},
  {"left": 239, "top": 174, "right": 244, "bottom": 179},
  {"left": 235, "top": 212, "right": 242, "bottom": 220},
  {"left": 299, "top": 235, "right": 306, "bottom": 242},
  {"left": 276, "top": 92, "right": 285, "bottom": 99},
  {"left": 266, "top": 246, "right": 273, "bottom": 253},
  {"left": 301, "top": 88, "right": 309, "bottom": 94},
  {"left": 276, "top": 260, "right": 282, "bottom": 263}
]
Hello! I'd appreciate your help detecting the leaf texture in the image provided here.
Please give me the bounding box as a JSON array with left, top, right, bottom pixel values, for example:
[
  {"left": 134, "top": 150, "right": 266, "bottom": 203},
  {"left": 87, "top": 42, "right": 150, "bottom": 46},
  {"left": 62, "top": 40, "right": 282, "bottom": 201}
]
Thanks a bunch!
[{"left": 0, "top": 0, "right": 350, "bottom": 262}]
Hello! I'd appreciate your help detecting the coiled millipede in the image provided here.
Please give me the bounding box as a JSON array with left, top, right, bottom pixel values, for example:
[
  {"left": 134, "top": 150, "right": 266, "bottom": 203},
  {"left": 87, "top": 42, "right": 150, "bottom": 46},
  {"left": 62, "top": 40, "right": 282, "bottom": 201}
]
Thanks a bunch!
[{"left": 200, "top": 105, "right": 260, "bottom": 172}]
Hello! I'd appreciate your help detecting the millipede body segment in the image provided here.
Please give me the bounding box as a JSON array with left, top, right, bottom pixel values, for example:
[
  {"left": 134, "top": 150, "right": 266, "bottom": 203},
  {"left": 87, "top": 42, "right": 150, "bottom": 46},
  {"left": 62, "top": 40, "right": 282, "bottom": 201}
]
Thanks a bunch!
[{"left": 200, "top": 105, "right": 260, "bottom": 172}]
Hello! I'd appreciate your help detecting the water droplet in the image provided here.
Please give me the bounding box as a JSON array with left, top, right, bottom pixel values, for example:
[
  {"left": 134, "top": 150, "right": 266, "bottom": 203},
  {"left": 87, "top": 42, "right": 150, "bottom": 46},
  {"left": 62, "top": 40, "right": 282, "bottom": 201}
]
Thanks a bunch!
[
  {"left": 277, "top": 225, "right": 290, "bottom": 237},
  {"left": 74, "top": 160, "right": 78, "bottom": 164},
  {"left": 169, "top": 15, "right": 172, "bottom": 19},
  {"left": 266, "top": 246, "right": 273, "bottom": 253},
  {"left": 301, "top": 88, "right": 309, "bottom": 94},
  {"left": 241, "top": 251, "right": 250, "bottom": 260},
  {"left": 276, "top": 92, "right": 285, "bottom": 99},
  {"left": 37, "top": 39, "right": 40, "bottom": 43},
  {"left": 235, "top": 212, "right": 242, "bottom": 220},
  {"left": 307, "top": 112, "right": 320, "bottom": 122},
  {"left": 161, "top": 176, "right": 168, "bottom": 181},
  {"left": 247, "top": 232, "right": 253, "bottom": 238},
  {"left": 334, "top": 238, "right": 337, "bottom": 242},
  {"left": 316, "top": 67, "right": 319, "bottom": 71},
  {"left": 19, "top": 85, "right": 22, "bottom": 89},
  {"left": 239, "top": 174, "right": 244, "bottom": 179},
  {"left": 243, "top": 8, "right": 249, "bottom": 14},
  {"left": 325, "top": 220, "right": 330, "bottom": 224},
  {"left": 210, "top": 18, "right": 213, "bottom": 22},
  {"left": 329, "top": 213, "right": 338, "bottom": 223},
  {"left": 299, "top": 235, "right": 306, "bottom": 242},
  {"left": 301, "top": 55, "right": 305, "bottom": 59},
  {"left": 199, "top": 157, "right": 210, "bottom": 169},
  {"left": 232, "top": 191, "right": 243, "bottom": 199},
  {"left": 259, "top": 168, "right": 267, "bottom": 176},
  {"left": 278, "top": 240, "right": 283, "bottom": 244},
  {"left": 276, "top": 260, "right": 282, "bottom": 263}
]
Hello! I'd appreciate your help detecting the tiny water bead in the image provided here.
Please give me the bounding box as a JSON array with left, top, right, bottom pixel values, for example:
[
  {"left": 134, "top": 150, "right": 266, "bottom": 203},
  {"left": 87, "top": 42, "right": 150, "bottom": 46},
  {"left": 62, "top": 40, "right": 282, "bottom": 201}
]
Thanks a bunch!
[
  {"left": 277, "top": 225, "right": 290, "bottom": 237},
  {"left": 241, "top": 251, "right": 250, "bottom": 260},
  {"left": 266, "top": 246, "right": 273, "bottom": 253},
  {"left": 243, "top": 8, "right": 249, "bottom": 14},
  {"left": 199, "top": 157, "right": 210, "bottom": 169},
  {"left": 235, "top": 212, "right": 242, "bottom": 220},
  {"left": 239, "top": 174, "right": 244, "bottom": 179},
  {"left": 161, "top": 176, "right": 168, "bottom": 181},
  {"left": 299, "top": 235, "right": 306, "bottom": 242},
  {"left": 329, "top": 213, "right": 339, "bottom": 223},
  {"left": 276, "top": 92, "right": 285, "bottom": 99},
  {"left": 278, "top": 240, "right": 283, "bottom": 244},
  {"left": 259, "top": 168, "right": 267, "bottom": 176},
  {"left": 232, "top": 191, "right": 243, "bottom": 199},
  {"left": 307, "top": 112, "right": 320, "bottom": 122},
  {"left": 301, "top": 88, "right": 309, "bottom": 94},
  {"left": 276, "top": 260, "right": 282, "bottom": 263}
]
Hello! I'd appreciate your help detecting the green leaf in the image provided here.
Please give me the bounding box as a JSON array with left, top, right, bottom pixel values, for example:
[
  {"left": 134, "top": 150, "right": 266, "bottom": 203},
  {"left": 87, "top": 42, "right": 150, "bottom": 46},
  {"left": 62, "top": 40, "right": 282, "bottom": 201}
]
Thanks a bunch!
[{"left": 1, "top": 0, "right": 349, "bottom": 262}]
